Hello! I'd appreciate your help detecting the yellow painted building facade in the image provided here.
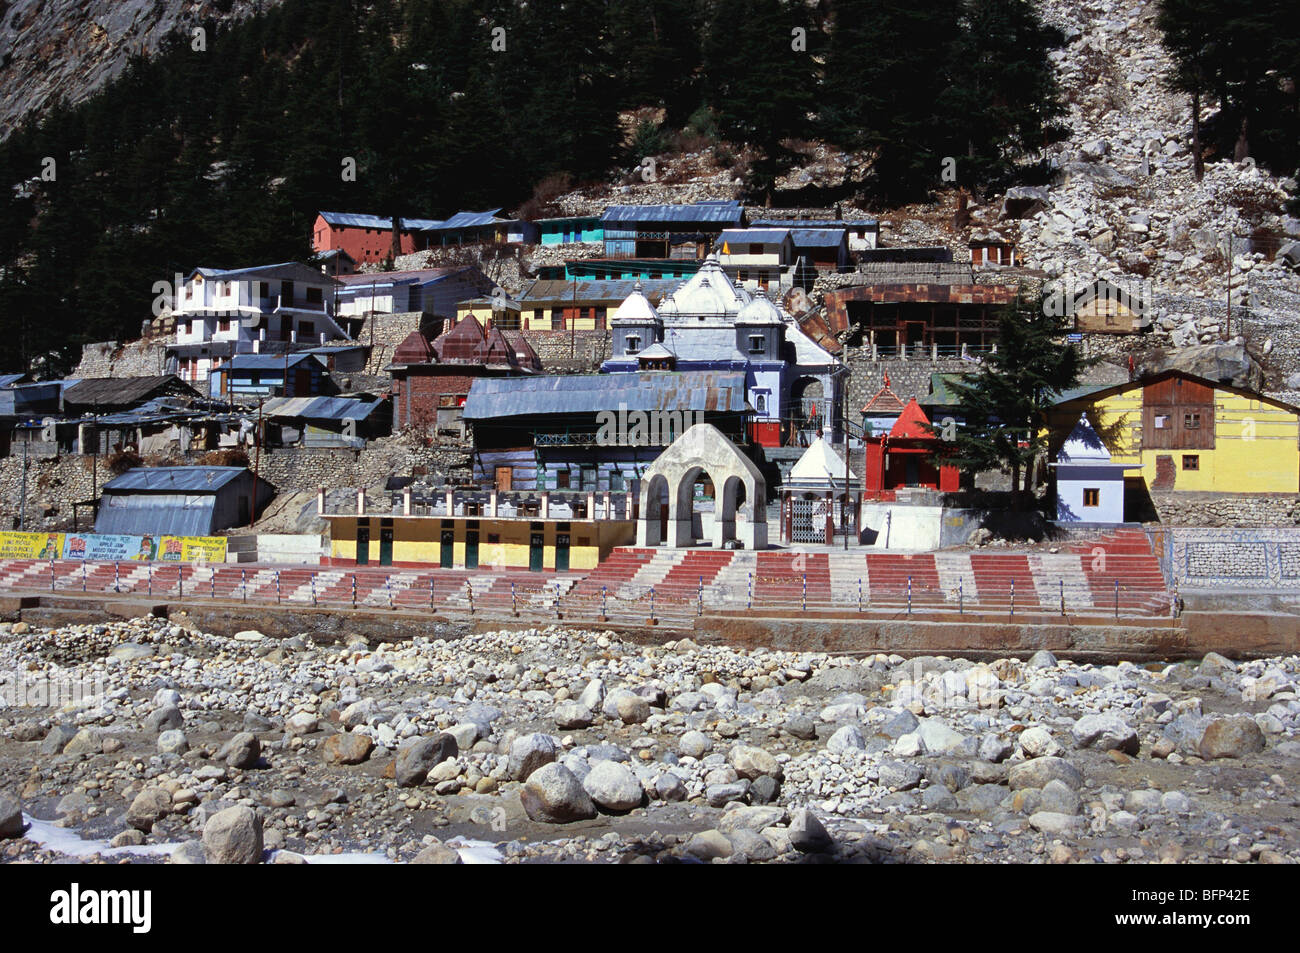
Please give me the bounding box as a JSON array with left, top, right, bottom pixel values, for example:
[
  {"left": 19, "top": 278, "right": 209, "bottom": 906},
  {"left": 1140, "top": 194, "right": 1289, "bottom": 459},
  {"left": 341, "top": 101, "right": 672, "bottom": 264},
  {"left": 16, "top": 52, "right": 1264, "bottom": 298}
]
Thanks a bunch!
[
  {"left": 324, "top": 515, "right": 635, "bottom": 570},
  {"left": 1051, "top": 372, "right": 1300, "bottom": 494}
]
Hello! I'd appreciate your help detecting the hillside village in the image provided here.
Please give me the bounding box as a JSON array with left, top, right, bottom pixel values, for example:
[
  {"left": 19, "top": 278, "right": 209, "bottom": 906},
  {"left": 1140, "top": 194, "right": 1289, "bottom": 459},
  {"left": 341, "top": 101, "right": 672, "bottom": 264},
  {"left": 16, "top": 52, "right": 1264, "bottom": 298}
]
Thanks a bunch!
[{"left": 4, "top": 0, "right": 1300, "bottom": 875}]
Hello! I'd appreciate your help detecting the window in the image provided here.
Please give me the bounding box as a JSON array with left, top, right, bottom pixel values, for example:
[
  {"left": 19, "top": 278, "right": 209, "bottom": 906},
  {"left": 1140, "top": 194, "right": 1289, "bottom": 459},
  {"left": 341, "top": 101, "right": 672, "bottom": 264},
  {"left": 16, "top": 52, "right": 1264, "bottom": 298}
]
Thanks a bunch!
[
  {"left": 749, "top": 243, "right": 763, "bottom": 256},
  {"left": 1182, "top": 454, "right": 1200, "bottom": 471},
  {"left": 1184, "top": 412, "right": 1201, "bottom": 429},
  {"left": 1154, "top": 414, "right": 1170, "bottom": 429},
  {"left": 755, "top": 394, "right": 767, "bottom": 414},
  {"left": 738, "top": 270, "right": 749, "bottom": 282},
  {"left": 306, "top": 287, "right": 323, "bottom": 306},
  {"left": 1082, "top": 488, "right": 1100, "bottom": 507},
  {"left": 556, "top": 470, "right": 571, "bottom": 489},
  {"left": 748, "top": 335, "right": 766, "bottom": 354},
  {"left": 626, "top": 335, "right": 641, "bottom": 354}
]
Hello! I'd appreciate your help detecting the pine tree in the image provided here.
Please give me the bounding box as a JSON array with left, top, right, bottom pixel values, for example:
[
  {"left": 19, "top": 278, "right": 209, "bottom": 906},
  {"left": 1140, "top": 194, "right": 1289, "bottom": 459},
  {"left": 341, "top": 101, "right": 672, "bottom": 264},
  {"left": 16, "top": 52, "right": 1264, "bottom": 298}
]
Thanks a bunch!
[{"left": 935, "top": 290, "right": 1091, "bottom": 508}]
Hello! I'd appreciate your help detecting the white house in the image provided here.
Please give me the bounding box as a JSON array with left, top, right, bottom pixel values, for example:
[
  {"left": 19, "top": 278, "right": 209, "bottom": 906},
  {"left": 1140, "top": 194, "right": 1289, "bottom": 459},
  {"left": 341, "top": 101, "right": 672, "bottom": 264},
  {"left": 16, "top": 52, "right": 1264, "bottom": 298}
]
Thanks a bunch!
[
  {"left": 334, "top": 265, "right": 492, "bottom": 320},
  {"left": 716, "top": 228, "right": 795, "bottom": 292},
  {"left": 1051, "top": 412, "right": 1134, "bottom": 523},
  {"left": 168, "top": 262, "right": 347, "bottom": 386}
]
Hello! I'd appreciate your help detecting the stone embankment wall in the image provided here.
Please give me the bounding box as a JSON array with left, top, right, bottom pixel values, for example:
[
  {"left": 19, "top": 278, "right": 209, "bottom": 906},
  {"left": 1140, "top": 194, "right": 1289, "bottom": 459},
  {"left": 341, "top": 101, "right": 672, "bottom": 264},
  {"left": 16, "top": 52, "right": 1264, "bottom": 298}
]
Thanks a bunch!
[{"left": 0, "top": 439, "right": 469, "bottom": 531}]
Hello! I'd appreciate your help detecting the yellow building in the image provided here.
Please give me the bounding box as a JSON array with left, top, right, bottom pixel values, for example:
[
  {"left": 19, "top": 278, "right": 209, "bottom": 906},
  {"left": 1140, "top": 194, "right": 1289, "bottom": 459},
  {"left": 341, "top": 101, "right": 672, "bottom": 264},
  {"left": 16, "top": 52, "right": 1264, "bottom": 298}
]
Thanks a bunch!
[
  {"left": 323, "top": 514, "right": 635, "bottom": 571},
  {"left": 456, "top": 296, "right": 523, "bottom": 331},
  {"left": 1050, "top": 370, "right": 1300, "bottom": 495}
]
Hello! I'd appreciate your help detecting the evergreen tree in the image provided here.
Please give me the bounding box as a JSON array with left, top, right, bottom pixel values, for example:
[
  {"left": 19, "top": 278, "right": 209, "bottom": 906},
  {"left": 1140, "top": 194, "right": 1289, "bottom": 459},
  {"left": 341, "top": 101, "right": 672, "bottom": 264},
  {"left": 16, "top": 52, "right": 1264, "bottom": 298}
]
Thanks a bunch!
[
  {"left": 820, "top": 0, "right": 964, "bottom": 203},
  {"left": 934, "top": 290, "right": 1090, "bottom": 508},
  {"left": 702, "top": 0, "right": 819, "bottom": 201}
]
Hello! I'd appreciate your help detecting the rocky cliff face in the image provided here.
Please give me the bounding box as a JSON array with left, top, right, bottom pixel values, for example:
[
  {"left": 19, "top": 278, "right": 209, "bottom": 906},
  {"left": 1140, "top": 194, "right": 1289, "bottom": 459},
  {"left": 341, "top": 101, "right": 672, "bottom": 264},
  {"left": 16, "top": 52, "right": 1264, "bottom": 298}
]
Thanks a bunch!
[{"left": 0, "top": 0, "right": 281, "bottom": 140}]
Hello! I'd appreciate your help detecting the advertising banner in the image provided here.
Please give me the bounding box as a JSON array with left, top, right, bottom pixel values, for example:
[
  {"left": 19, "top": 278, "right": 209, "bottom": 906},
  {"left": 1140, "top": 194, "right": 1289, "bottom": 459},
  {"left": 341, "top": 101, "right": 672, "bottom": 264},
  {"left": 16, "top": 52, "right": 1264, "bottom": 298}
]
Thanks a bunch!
[
  {"left": 0, "top": 532, "right": 65, "bottom": 560},
  {"left": 0, "top": 532, "right": 226, "bottom": 563}
]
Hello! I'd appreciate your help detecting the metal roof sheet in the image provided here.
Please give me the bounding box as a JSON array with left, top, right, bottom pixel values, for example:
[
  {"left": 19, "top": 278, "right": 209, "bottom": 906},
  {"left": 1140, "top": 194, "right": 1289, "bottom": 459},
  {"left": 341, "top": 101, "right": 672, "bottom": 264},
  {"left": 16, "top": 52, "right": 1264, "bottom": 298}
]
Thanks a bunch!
[
  {"left": 517, "top": 278, "right": 683, "bottom": 305},
  {"left": 336, "top": 267, "right": 468, "bottom": 287},
  {"left": 260, "top": 395, "right": 384, "bottom": 420},
  {"left": 62, "top": 376, "right": 195, "bottom": 407},
  {"left": 225, "top": 353, "right": 322, "bottom": 371},
  {"left": 789, "top": 228, "right": 847, "bottom": 245},
  {"left": 102, "top": 466, "right": 247, "bottom": 494},
  {"left": 719, "top": 228, "right": 789, "bottom": 244},
  {"left": 464, "top": 371, "right": 749, "bottom": 419},
  {"left": 95, "top": 494, "right": 218, "bottom": 537},
  {"left": 752, "top": 218, "right": 878, "bottom": 228},
  {"left": 601, "top": 202, "right": 743, "bottom": 225},
  {"left": 319, "top": 212, "right": 444, "bottom": 230}
]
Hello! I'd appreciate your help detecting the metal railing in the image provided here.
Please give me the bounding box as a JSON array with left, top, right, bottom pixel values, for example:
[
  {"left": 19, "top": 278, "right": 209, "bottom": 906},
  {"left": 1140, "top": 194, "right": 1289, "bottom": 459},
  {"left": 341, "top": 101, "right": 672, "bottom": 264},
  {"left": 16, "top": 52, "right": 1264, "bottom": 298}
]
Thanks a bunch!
[{"left": 0, "top": 557, "right": 1175, "bottom": 630}]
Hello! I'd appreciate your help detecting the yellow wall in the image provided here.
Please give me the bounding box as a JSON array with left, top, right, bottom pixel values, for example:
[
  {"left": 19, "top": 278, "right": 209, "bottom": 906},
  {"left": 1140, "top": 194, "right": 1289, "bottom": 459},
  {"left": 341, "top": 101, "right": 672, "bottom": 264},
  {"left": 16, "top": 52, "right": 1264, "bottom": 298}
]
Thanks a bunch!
[
  {"left": 1054, "top": 385, "right": 1300, "bottom": 494},
  {"left": 325, "top": 516, "right": 635, "bottom": 569}
]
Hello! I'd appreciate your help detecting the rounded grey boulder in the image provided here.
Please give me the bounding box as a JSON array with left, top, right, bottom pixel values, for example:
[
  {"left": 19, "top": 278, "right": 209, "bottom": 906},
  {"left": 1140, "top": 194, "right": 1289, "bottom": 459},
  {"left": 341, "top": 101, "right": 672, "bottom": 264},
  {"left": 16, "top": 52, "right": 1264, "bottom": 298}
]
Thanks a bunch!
[{"left": 520, "top": 763, "right": 597, "bottom": 823}]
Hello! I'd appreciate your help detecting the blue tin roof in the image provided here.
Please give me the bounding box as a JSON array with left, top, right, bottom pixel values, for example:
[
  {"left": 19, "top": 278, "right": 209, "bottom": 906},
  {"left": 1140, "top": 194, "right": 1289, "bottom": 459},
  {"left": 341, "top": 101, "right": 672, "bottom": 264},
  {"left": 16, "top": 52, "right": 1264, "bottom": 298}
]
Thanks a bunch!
[
  {"left": 319, "top": 212, "right": 445, "bottom": 230},
  {"left": 601, "top": 201, "right": 744, "bottom": 225},
  {"left": 102, "top": 466, "right": 247, "bottom": 494},
  {"left": 260, "top": 395, "right": 385, "bottom": 420},
  {"left": 464, "top": 371, "right": 750, "bottom": 420},
  {"left": 790, "top": 228, "right": 847, "bottom": 245},
  {"left": 719, "top": 228, "right": 789, "bottom": 244},
  {"left": 224, "top": 353, "right": 322, "bottom": 371}
]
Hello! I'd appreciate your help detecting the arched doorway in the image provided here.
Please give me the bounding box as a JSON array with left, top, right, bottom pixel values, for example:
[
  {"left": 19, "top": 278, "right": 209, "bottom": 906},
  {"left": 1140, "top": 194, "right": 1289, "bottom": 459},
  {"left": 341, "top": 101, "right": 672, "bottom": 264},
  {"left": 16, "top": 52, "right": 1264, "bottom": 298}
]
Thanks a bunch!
[
  {"left": 636, "top": 424, "right": 768, "bottom": 550},
  {"left": 789, "top": 376, "right": 825, "bottom": 446}
]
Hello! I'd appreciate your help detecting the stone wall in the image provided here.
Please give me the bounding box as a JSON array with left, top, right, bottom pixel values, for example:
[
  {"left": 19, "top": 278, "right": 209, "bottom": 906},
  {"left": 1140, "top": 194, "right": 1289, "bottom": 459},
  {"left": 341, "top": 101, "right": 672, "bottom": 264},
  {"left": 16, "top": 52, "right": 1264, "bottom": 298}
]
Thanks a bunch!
[
  {"left": 520, "top": 329, "right": 610, "bottom": 373},
  {"left": 843, "top": 352, "right": 972, "bottom": 409},
  {"left": 1169, "top": 526, "right": 1300, "bottom": 589},
  {"left": 1151, "top": 493, "right": 1300, "bottom": 528},
  {"left": 0, "top": 438, "right": 470, "bottom": 531},
  {"left": 73, "top": 339, "right": 170, "bottom": 379}
]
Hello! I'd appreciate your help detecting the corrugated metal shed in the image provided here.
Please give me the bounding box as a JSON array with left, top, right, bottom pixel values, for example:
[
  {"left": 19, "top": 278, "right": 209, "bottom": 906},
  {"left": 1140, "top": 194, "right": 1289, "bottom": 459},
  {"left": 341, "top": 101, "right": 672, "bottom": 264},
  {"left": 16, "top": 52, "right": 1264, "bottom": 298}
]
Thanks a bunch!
[
  {"left": 464, "top": 371, "right": 749, "bottom": 419},
  {"left": 102, "top": 466, "right": 246, "bottom": 493},
  {"left": 62, "top": 375, "right": 196, "bottom": 409},
  {"left": 261, "top": 396, "right": 384, "bottom": 421},
  {"left": 601, "top": 202, "right": 743, "bottom": 225},
  {"left": 95, "top": 494, "right": 219, "bottom": 536}
]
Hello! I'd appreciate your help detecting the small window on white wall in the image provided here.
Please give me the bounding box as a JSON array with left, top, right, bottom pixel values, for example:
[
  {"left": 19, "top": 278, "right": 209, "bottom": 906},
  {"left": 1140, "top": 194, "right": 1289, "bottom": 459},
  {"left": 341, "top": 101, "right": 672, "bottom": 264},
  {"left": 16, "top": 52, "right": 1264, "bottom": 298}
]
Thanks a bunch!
[
  {"left": 1082, "top": 488, "right": 1100, "bottom": 507},
  {"left": 755, "top": 394, "right": 767, "bottom": 414}
]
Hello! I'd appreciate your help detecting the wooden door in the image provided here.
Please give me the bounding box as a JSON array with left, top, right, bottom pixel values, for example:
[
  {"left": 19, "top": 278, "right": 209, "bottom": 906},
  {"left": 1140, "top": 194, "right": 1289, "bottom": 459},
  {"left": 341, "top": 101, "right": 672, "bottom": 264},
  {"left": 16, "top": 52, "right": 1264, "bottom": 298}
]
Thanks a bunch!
[{"left": 495, "top": 466, "right": 513, "bottom": 492}]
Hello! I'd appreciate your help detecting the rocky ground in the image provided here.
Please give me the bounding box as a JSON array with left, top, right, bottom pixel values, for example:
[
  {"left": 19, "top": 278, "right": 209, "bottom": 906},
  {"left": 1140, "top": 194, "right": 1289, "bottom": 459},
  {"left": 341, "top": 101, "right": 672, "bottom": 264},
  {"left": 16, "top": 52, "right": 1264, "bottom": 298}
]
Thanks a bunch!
[{"left": 1, "top": 615, "right": 1298, "bottom": 864}]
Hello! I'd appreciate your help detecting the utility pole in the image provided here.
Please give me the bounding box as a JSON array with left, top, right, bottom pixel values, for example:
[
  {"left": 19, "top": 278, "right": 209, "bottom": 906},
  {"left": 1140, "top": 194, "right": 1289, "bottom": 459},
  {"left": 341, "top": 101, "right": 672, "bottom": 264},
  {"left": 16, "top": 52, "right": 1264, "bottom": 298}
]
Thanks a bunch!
[
  {"left": 1225, "top": 233, "right": 1233, "bottom": 340},
  {"left": 251, "top": 397, "right": 264, "bottom": 528},
  {"left": 18, "top": 437, "right": 28, "bottom": 531}
]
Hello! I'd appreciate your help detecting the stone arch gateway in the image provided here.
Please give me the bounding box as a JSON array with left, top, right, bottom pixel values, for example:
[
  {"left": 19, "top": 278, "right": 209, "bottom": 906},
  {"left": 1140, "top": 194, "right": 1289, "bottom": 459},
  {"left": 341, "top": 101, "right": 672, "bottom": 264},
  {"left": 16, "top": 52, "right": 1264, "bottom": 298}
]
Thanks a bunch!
[{"left": 636, "top": 424, "right": 768, "bottom": 549}]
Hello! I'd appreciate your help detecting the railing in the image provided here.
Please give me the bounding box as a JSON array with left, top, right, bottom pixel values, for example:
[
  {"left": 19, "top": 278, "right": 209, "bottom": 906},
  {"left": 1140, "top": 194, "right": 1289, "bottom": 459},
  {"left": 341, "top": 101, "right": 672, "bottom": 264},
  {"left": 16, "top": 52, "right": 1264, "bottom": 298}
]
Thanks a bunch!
[{"left": 0, "top": 556, "right": 1174, "bottom": 629}]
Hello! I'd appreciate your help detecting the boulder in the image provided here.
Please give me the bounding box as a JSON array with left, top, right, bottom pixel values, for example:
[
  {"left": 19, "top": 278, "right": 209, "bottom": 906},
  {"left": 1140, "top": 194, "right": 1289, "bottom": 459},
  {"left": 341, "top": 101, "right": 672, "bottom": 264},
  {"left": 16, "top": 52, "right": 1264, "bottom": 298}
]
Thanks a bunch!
[
  {"left": 1071, "top": 714, "right": 1139, "bottom": 754},
  {"left": 552, "top": 701, "right": 594, "bottom": 730},
  {"left": 826, "top": 724, "right": 866, "bottom": 754},
  {"left": 156, "top": 730, "right": 188, "bottom": 755},
  {"left": 1008, "top": 757, "right": 1084, "bottom": 791},
  {"left": 727, "top": 744, "right": 782, "bottom": 780},
  {"left": 507, "top": 733, "right": 558, "bottom": 782},
  {"left": 520, "top": 763, "right": 597, "bottom": 823},
  {"left": 581, "top": 761, "right": 644, "bottom": 813},
  {"left": 1198, "top": 717, "right": 1265, "bottom": 760},
  {"left": 788, "top": 808, "right": 833, "bottom": 853},
  {"left": 126, "top": 787, "right": 172, "bottom": 832},
  {"left": 412, "top": 840, "right": 463, "bottom": 864},
  {"left": 203, "top": 806, "right": 264, "bottom": 864},
  {"left": 217, "top": 732, "right": 261, "bottom": 769},
  {"left": 679, "top": 730, "right": 712, "bottom": 759},
  {"left": 322, "top": 732, "right": 374, "bottom": 766},
  {"left": 396, "top": 734, "right": 458, "bottom": 787},
  {"left": 145, "top": 705, "right": 183, "bottom": 734},
  {"left": 0, "top": 791, "right": 24, "bottom": 838}
]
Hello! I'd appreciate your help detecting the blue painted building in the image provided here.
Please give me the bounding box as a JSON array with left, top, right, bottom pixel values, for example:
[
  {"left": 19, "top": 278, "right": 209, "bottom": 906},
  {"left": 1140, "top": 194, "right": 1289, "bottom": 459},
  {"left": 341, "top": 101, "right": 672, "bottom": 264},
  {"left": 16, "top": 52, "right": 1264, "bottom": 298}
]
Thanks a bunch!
[
  {"left": 535, "top": 216, "right": 604, "bottom": 246},
  {"left": 601, "top": 257, "right": 843, "bottom": 447}
]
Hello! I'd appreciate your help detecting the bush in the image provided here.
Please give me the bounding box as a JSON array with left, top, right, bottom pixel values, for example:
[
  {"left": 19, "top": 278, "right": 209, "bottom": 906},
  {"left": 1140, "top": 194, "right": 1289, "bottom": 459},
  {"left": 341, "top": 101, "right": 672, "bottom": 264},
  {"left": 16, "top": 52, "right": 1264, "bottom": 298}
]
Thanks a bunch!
[{"left": 106, "top": 449, "right": 142, "bottom": 475}]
